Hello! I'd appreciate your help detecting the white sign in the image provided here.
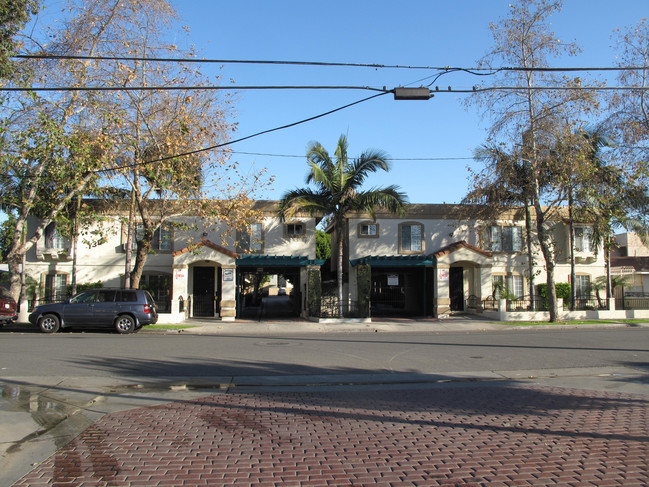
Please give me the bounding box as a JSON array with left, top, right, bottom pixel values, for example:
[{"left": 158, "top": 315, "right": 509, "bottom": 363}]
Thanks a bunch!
[
  {"left": 439, "top": 269, "right": 449, "bottom": 281},
  {"left": 223, "top": 269, "right": 234, "bottom": 282},
  {"left": 387, "top": 274, "right": 399, "bottom": 286}
]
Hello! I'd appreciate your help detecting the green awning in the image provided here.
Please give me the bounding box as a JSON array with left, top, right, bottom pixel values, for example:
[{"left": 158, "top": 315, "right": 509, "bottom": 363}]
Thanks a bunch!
[
  {"left": 350, "top": 255, "right": 434, "bottom": 267},
  {"left": 236, "top": 255, "right": 325, "bottom": 267}
]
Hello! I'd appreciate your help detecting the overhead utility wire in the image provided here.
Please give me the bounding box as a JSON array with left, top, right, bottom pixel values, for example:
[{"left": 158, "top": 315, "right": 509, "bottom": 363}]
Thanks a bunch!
[
  {"left": 14, "top": 54, "right": 649, "bottom": 73},
  {"left": 99, "top": 92, "right": 389, "bottom": 173},
  {"left": 1, "top": 84, "right": 388, "bottom": 93},
  {"left": 3, "top": 84, "right": 647, "bottom": 93},
  {"left": 231, "top": 151, "right": 473, "bottom": 162}
]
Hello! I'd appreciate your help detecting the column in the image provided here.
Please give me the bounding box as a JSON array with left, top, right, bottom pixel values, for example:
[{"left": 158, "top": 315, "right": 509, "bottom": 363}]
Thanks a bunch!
[
  {"left": 220, "top": 265, "right": 236, "bottom": 321},
  {"left": 434, "top": 264, "right": 451, "bottom": 317}
]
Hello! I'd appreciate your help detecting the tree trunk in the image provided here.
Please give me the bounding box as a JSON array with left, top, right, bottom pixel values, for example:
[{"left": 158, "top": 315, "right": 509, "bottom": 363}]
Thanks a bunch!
[
  {"left": 568, "top": 190, "right": 576, "bottom": 311},
  {"left": 534, "top": 203, "right": 559, "bottom": 321},
  {"left": 337, "top": 227, "right": 344, "bottom": 317},
  {"left": 524, "top": 201, "right": 535, "bottom": 306}
]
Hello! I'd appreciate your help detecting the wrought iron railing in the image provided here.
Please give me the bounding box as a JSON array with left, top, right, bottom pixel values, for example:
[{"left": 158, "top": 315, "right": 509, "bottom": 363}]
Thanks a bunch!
[
  {"left": 506, "top": 296, "right": 549, "bottom": 312},
  {"left": 572, "top": 296, "right": 609, "bottom": 311},
  {"left": 619, "top": 294, "right": 649, "bottom": 310},
  {"left": 318, "top": 296, "right": 362, "bottom": 318}
]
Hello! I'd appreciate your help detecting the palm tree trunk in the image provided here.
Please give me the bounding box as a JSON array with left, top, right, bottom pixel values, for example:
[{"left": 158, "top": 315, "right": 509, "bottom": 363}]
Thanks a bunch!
[{"left": 337, "top": 230, "right": 344, "bottom": 317}]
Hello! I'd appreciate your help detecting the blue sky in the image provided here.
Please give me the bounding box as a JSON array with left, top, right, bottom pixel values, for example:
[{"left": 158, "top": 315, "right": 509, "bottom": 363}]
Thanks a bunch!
[{"left": 36, "top": 1, "right": 649, "bottom": 204}]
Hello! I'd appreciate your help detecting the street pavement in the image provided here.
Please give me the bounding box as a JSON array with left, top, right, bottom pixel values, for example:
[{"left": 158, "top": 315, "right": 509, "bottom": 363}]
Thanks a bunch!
[{"left": 3, "top": 316, "right": 649, "bottom": 486}]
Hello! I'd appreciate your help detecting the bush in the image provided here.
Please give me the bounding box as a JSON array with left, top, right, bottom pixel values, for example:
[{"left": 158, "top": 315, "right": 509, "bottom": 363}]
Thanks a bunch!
[{"left": 537, "top": 282, "right": 571, "bottom": 307}]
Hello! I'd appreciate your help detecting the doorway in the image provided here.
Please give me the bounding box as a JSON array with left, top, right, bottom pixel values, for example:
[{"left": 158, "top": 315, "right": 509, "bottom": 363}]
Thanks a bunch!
[
  {"left": 193, "top": 266, "right": 219, "bottom": 317},
  {"left": 449, "top": 266, "right": 464, "bottom": 311}
]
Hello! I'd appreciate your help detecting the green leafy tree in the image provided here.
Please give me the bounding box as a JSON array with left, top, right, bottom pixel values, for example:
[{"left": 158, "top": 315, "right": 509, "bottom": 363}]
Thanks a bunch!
[
  {"left": 278, "top": 135, "right": 407, "bottom": 317},
  {"left": 315, "top": 230, "right": 331, "bottom": 260},
  {"left": 471, "top": 0, "right": 601, "bottom": 321},
  {"left": 464, "top": 143, "right": 538, "bottom": 301},
  {"left": 0, "top": 0, "right": 39, "bottom": 79}
]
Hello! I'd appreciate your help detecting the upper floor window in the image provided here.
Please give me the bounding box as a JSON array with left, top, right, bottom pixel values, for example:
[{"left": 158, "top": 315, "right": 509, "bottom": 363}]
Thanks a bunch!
[
  {"left": 129, "top": 223, "right": 172, "bottom": 251},
  {"left": 151, "top": 224, "right": 172, "bottom": 251},
  {"left": 45, "top": 223, "right": 66, "bottom": 249},
  {"left": 285, "top": 222, "right": 305, "bottom": 238},
  {"left": 358, "top": 222, "right": 378, "bottom": 237},
  {"left": 488, "top": 226, "right": 522, "bottom": 252},
  {"left": 400, "top": 223, "right": 423, "bottom": 253},
  {"left": 574, "top": 226, "right": 593, "bottom": 253},
  {"left": 237, "top": 222, "right": 263, "bottom": 253}
]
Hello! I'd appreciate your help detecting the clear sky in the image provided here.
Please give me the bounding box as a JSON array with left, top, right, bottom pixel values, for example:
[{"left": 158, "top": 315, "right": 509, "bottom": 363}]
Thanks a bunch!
[{"left": 35, "top": 1, "right": 649, "bottom": 205}]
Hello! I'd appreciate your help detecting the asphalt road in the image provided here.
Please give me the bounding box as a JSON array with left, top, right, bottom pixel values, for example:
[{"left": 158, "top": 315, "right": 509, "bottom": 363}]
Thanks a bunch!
[
  {"left": 1, "top": 327, "right": 648, "bottom": 379},
  {"left": 1, "top": 325, "right": 648, "bottom": 486}
]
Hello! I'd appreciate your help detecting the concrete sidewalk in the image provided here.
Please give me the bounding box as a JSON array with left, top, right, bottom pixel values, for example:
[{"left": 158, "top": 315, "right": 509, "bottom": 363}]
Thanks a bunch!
[{"left": 154, "top": 314, "right": 649, "bottom": 335}]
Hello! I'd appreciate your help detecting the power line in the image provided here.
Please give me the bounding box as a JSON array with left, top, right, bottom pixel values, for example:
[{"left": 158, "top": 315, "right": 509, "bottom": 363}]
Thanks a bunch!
[
  {"left": 230, "top": 151, "right": 474, "bottom": 162},
  {"left": 3, "top": 83, "right": 647, "bottom": 93},
  {"left": 1, "top": 84, "right": 388, "bottom": 93},
  {"left": 98, "top": 92, "right": 389, "bottom": 173},
  {"left": 14, "top": 53, "right": 649, "bottom": 73}
]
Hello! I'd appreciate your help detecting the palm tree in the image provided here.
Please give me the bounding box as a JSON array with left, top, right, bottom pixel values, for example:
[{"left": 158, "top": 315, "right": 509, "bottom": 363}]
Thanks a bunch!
[{"left": 278, "top": 135, "right": 407, "bottom": 317}]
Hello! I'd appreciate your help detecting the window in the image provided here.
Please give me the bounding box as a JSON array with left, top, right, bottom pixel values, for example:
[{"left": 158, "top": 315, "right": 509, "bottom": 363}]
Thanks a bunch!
[
  {"left": 237, "top": 223, "right": 263, "bottom": 252},
  {"left": 574, "top": 226, "right": 593, "bottom": 253},
  {"left": 45, "top": 223, "right": 66, "bottom": 250},
  {"left": 488, "top": 226, "right": 522, "bottom": 252},
  {"left": 152, "top": 224, "right": 172, "bottom": 251},
  {"left": 575, "top": 275, "right": 591, "bottom": 298},
  {"left": 45, "top": 274, "right": 68, "bottom": 302},
  {"left": 285, "top": 223, "right": 305, "bottom": 237},
  {"left": 358, "top": 223, "right": 378, "bottom": 237},
  {"left": 492, "top": 275, "right": 524, "bottom": 299},
  {"left": 400, "top": 223, "right": 423, "bottom": 253},
  {"left": 128, "top": 223, "right": 172, "bottom": 251}
]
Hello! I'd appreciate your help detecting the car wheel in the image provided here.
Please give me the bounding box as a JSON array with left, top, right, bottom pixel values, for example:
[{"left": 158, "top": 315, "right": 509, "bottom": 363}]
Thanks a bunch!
[
  {"left": 115, "top": 315, "right": 135, "bottom": 334},
  {"left": 39, "top": 314, "right": 60, "bottom": 333}
]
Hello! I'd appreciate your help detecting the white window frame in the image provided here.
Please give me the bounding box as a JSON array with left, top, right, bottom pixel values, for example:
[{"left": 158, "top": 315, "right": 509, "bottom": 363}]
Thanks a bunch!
[
  {"left": 488, "top": 225, "right": 522, "bottom": 252},
  {"left": 575, "top": 275, "right": 591, "bottom": 299},
  {"left": 358, "top": 222, "right": 378, "bottom": 238},
  {"left": 399, "top": 223, "right": 423, "bottom": 253},
  {"left": 45, "top": 273, "right": 68, "bottom": 301},
  {"left": 238, "top": 222, "right": 264, "bottom": 252},
  {"left": 574, "top": 226, "right": 593, "bottom": 253}
]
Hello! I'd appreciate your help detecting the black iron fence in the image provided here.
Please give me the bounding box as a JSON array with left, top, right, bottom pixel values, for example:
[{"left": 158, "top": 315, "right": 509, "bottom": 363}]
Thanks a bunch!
[
  {"left": 617, "top": 293, "right": 649, "bottom": 310},
  {"left": 572, "top": 296, "right": 609, "bottom": 311},
  {"left": 317, "top": 296, "right": 362, "bottom": 318},
  {"left": 505, "top": 296, "right": 549, "bottom": 312}
]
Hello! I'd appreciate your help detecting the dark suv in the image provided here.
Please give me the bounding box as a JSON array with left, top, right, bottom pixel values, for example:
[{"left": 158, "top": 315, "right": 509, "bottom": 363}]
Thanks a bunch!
[
  {"left": 29, "top": 288, "right": 158, "bottom": 334},
  {"left": 0, "top": 287, "right": 18, "bottom": 327}
]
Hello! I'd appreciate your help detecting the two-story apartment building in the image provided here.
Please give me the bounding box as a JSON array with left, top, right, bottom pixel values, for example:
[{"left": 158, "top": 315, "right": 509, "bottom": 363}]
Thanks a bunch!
[
  {"left": 20, "top": 200, "right": 322, "bottom": 323},
  {"left": 342, "top": 204, "right": 606, "bottom": 318},
  {"left": 19, "top": 200, "right": 607, "bottom": 322}
]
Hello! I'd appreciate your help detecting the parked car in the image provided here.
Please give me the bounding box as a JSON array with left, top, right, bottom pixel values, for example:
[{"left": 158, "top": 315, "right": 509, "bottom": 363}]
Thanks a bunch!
[
  {"left": 0, "top": 287, "right": 18, "bottom": 327},
  {"left": 29, "top": 288, "right": 158, "bottom": 334}
]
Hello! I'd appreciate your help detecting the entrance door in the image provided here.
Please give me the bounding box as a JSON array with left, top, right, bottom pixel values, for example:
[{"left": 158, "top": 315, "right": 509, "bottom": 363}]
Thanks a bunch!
[
  {"left": 449, "top": 267, "right": 464, "bottom": 311},
  {"left": 193, "top": 266, "right": 216, "bottom": 317}
]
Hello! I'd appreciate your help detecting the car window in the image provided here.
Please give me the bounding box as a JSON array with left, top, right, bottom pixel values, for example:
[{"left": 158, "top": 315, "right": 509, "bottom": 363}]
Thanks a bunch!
[
  {"left": 70, "top": 291, "right": 97, "bottom": 304},
  {"left": 118, "top": 291, "right": 138, "bottom": 302},
  {"left": 0, "top": 287, "right": 12, "bottom": 300},
  {"left": 144, "top": 291, "right": 156, "bottom": 306},
  {"left": 97, "top": 290, "right": 116, "bottom": 302}
]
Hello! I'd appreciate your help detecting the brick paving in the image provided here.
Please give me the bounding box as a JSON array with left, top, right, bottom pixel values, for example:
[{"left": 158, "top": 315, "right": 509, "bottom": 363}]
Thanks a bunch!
[{"left": 14, "top": 385, "right": 649, "bottom": 486}]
